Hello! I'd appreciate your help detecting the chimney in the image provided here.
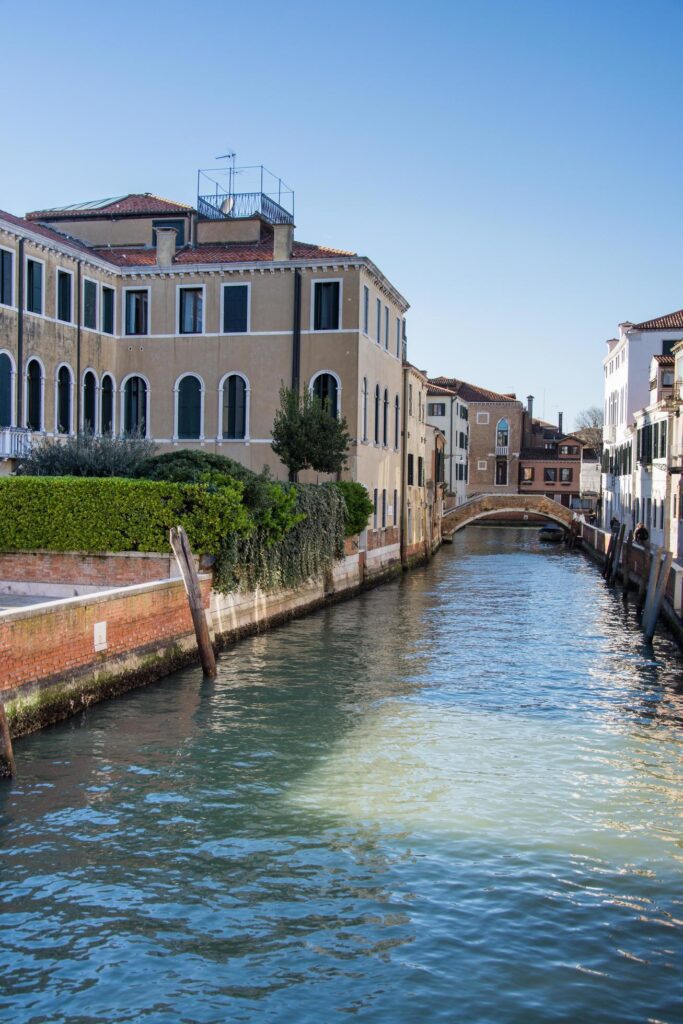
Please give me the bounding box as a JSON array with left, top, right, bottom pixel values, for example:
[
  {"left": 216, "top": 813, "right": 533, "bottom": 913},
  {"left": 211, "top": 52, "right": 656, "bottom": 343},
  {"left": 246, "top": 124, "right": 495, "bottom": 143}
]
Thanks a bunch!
[
  {"left": 273, "top": 222, "right": 294, "bottom": 261},
  {"left": 526, "top": 395, "right": 534, "bottom": 418},
  {"left": 558, "top": 411, "right": 563, "bottom": 435},
  {"left": 156, "top": 226, "right": 177, "bottom": 267}
]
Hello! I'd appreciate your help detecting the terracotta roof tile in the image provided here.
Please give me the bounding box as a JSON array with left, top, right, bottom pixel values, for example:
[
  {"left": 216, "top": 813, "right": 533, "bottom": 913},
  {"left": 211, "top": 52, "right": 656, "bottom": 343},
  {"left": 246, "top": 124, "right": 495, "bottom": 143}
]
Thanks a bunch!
[
  {"left": 26, "top": 194, "right": 195, "bottom": 220},
  {"left": 654, "top": 354, "right": 675, "bottom": 364},
  {"left": 426, "top": 382, "right": 458, "bottom": 397},
  {"left": 0, "top": 208, "right": 106, "bottom": 260},
  {"left": 632, "top": 309, "right": 683, "bottom": 331},
  {"left": 92, "top": 237, "right": 357, "bottom": 267},
  {"left": 429, "top": 376, "right": 519, "bottom": 404}
]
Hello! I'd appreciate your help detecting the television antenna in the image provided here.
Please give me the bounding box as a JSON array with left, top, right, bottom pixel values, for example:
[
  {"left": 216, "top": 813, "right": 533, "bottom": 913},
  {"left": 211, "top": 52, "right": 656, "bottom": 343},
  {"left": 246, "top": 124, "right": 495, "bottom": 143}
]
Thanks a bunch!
[{"left": 215, "top": 150, "right": 236, "bottom": 197}]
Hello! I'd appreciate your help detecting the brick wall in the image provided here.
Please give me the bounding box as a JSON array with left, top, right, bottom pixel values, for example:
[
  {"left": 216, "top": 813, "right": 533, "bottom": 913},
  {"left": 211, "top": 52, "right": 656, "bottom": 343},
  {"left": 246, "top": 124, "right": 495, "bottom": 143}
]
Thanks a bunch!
[
  {"left": 0, "top": 551, "right": 177, "bottom": 587},
  {"left": 0, "top": 576, "right": 211, "bottom": 695}
]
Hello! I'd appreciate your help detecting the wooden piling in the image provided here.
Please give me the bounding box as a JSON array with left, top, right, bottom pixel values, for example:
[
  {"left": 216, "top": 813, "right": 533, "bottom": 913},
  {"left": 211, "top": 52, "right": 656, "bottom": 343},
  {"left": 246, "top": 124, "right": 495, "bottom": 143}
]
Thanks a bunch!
[
  {"left": 603, "top": 530, "right": 617, "bottom": 580},
  {"left": 170, "top": 526, "right": 217, "bottom": 679},
  {"left": 0, "top": 704, "right": 16, "bottom": 779},
  {"left": 609, "top": 524, "right": 626, "bottom": 585},
  {"left": 622, "top": 530, "right": 633, "bottom": 604},
  {"left": 641, "top": 545, "right": 663, "bottom": 630},
  {"left": 636, "top": 543, "right": 651, "bottom": 614},
  {"left": 643, "top": 551, "right": 673, "bottom": 642}
]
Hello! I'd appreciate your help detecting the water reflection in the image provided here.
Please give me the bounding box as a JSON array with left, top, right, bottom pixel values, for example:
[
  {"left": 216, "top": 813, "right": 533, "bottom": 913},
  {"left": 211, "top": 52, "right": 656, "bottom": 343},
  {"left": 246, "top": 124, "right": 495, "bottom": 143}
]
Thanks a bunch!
[{"left": 1, "top": 527, "right": 682, "bottom": 1024}]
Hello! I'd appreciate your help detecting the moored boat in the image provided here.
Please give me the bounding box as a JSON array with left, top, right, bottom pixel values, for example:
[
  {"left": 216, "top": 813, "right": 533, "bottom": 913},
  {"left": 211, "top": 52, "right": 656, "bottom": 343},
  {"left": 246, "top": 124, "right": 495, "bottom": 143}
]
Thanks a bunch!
[{"left": 539, "top": 524, "right": 564, "bottom": 543}]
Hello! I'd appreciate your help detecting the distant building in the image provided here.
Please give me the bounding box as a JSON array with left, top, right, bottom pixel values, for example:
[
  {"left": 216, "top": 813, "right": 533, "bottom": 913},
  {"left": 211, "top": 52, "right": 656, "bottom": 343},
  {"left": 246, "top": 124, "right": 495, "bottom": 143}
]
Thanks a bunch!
[
  {"left": 425, "top": 381, "right": 468, "bottom": 505},
  {"left": 518, "top": 402, "right": 584, "bottom": 508}
]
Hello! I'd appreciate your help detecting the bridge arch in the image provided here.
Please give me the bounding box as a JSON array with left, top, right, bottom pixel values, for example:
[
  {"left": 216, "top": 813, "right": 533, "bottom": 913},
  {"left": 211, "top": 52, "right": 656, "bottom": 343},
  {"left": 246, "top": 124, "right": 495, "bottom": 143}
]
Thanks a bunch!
[{"left": 442, "top": 493, "right": 575, "bottom": 535}]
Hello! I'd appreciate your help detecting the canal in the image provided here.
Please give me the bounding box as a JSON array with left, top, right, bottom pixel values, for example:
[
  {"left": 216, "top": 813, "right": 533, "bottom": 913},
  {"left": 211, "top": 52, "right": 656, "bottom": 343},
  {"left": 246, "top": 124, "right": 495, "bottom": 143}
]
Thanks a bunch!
[{"left": 1, "top": 527, "right": 682, "bottom": 1023}]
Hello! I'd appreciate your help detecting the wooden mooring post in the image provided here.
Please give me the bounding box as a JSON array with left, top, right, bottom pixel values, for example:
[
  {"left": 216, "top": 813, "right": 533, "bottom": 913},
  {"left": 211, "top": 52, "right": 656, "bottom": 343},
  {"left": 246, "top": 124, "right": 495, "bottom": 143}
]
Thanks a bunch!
[
  {"left": 642, "top": 550, "right": 673, "bottom": 643},
  {"left": 0, "top": 704, "right": 16, "bottom": 779},
  {"left": 170, "top": 526, "right": 217, "bottom": 679},
  {"left": 609, "top": 524, "right": 626, "bottom": 585},
  {"left": 636, "top": 543, "right": 651, "bottom": 615},
  {"left": 622, "top": 530, "right": 633, "bottom": 604},
  {"left": 603, "top": 528, "right": 617, "bottom": 580},
  {"left": 641, "top": 545, "right": 663, "bottom": 630}
]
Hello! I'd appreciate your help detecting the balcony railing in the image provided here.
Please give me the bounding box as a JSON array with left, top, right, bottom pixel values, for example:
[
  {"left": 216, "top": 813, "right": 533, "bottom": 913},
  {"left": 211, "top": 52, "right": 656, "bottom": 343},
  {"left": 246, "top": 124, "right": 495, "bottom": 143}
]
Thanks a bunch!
[
  {"left": 495, "top": 445, "right": 509, "bottom": 456},
  {"left": 0, "top": 427, "right": 31, "bottom": 459},
  {"left": 197, "top": 192, "right": 293, "bottom": 225}
]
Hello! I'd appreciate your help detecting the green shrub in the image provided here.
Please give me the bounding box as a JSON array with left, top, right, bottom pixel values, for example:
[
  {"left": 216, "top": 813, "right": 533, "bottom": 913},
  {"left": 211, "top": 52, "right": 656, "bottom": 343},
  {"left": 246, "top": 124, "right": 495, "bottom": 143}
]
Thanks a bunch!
[
  {"left": 335, "top": 481, "right": 374, "bottom": 536},
  {"left": 0, "top": 476, "right": 251, "bottom": 554},
  {"left": 17, "top": 431, "right": 158, "bottom": 477}
]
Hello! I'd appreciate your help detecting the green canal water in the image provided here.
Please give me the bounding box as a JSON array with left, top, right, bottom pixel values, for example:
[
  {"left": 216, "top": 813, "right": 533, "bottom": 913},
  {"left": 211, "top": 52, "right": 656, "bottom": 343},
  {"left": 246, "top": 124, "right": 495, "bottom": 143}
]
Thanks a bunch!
[{"left": 1, "top": 527, "right": 682, "bottom": 1023}]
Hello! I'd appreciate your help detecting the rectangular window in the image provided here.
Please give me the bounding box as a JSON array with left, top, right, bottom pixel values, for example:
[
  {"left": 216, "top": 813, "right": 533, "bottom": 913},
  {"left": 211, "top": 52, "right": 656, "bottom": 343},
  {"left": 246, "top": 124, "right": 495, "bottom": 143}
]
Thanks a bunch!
[
  {"left": 544, "top": 468, "right": 557, "bottom": 483},
  {"left": 83, "top": 278, "right": 98, "bottom": 330},
  {"left": 382, "top": 488, "right": 387, "bottom": 528},
  {"left": 496, "top": 460, "right": 508, "bottom": 486},
  {"left": 394, "top": 488, "right": 398, "bottom": 527},
  {"left": 660, "top": 424, "right": 667, "bottom": 459},
  {"left": 409, "top": 384, "right": 413, "bottom": 416},
  {"left": 384, "top": 306, "right": 389, "bottom": 350},
  {"left": 477, "top": 459, "right": 487, "bottom": 471},
  {"left": 223, "top": 284, "right": 249, "bottom": 333},
  {"left": 125, "top": 289, "right": 148, "bottom": 335},
  {"left": 428, "top": 403, "right": 446, "bottom": 416},
  {"left": 102, "top": 286, "right": 115, "bottom": 334},
  {"left": 376, "top": 298, "right": 381, "bottom": 343},
  {"left": 407, "top": 453, "right": 414, "bottom": 485},
  {"left": 461, "top": 406, "right": 468, "bottom": 421},
  {"left": 396, "top": 317, "right": 401, "bottom": 357},
  {"left": 313, "top": 281, "right": 340, "bottom": 331},
  {"left": 476, "top": 411, "right": 489, "bottom": 425},
  {"left": 418, "top": 456, "right": 424, "bottom": 487},
  {"left": 57, "top": 270, "right": 72, "bottom": 323},
  {"left": 26, "top": 259, "right": 43, "bottom": 314},
  {"left": 363, "top": 285, "right": 369, "bottom": 334},
  {"left": 179, "top": 287, "right": 203, "bottom": 334},
  {"left": 373, "top": 488, "right": 378, "bottom": 529},
  {"left": 560, "top": 468, "right": 573, "bottom": 483},
  {"left": 522, "top": 467, "right": 534, "bottom": 483},
  {"left": 1, "top": 249, "right": 13, "bottom": 305}
]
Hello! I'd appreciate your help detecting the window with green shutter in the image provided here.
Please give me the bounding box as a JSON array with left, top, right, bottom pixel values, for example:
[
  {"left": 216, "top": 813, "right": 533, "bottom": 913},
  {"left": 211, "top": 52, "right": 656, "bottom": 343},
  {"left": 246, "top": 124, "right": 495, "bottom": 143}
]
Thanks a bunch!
[
  {"left": 102, "top": 287, "right": 115, "bottom": 334},
  {"left": 83, "top": 279, "right": 98, "bottom": 329},
  {"left": 26, "top": 259, "right": 43, "bottom": 314},
  {"left": 222, "top": 374, "right": 247, "bottom": 439},
  {"left": 57, "top": 270, "right": 72, "bottom": 323},
  {"left": 0, "top": 249, "right": 13, "bottom": 305},
  {"left": 313, "top": 281, "right": 340, "bottom": 331},
  {"left": 177, "top": 375, "right": 202, "bottom": 439},
  {"left": 0, "top": 353, "right": 11, "bottom": 428},
  {"left": 223, "top": 284, "right": 249, "bottom": 333}
]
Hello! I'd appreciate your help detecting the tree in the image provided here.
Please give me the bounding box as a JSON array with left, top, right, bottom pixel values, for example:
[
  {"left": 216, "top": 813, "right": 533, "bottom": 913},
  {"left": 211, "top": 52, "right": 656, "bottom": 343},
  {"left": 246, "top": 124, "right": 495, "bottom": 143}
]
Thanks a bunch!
[
  {"left": 574, "top": 406, "right": 603, "bottom": 455},
  {"left": 271, "top": 385, "right": 352, "bottom": 479},
  {"left": 17, "top": 430, "right": 158, "bottom": 477}
]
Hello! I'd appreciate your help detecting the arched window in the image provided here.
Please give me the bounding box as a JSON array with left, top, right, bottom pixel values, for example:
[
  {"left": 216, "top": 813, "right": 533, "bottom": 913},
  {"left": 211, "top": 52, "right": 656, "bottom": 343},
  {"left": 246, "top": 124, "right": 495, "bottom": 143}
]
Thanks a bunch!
[
  {"left": 361, "top": 377, "right": 368, "bottom": 442},
  {"left": 26, "top": 359, "right": 42, "bottom": 431},
  {"left": 56, "top": 366, "right": 72, "bottom": 434},
  {"left": 496, "top": 418, "right": 509, "bottom": 448},
  {"left": 374, "top": 385, "right": 380, "bottom": 444},
  {"left": 124, "top": 376, "right": 147, "bottom": 435},
  {"left": 383, "top": 388, "right": 389, "bottom": 446},
  {"left": 222, "top": 374, "right": 247, "bottom": 440},
  {"left": 394, "top": 395, "right": 400, "bottom": 450},
  {"left": 0, "top": 353, "right": 12, "bottom": 428},
  {"left": 83, "top": 371, "right": 97, "bottom": 432},
  {"left": 177, "top": 375, "right": 202, "bottom": 440},
  {"left": 312, "top": 372, "right": 338, "bottom": 418},
  {"left": 101, "top": 375, "right": 114, "bottom": 435}
]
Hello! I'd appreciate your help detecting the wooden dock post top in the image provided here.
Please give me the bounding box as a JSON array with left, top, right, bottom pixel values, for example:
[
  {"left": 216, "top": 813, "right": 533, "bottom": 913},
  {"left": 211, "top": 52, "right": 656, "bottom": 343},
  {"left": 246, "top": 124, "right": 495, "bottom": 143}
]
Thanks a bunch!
[{"left": 170, "top": 526, "right": 217, "bottom": 679}]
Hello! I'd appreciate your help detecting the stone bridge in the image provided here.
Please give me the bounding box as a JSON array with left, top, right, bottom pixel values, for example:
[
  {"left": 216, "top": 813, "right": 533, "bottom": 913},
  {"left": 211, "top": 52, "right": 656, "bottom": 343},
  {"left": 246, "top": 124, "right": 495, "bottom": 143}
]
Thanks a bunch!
[{"left": 442, "top": 493, "right": 576, "bottom": 536}]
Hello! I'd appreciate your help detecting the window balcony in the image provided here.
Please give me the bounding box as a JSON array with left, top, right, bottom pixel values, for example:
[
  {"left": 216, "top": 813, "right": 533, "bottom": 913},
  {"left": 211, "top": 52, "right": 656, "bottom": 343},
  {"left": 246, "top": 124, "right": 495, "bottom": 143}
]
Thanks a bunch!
[
  {"left": 495, "top": 445, "right": 509, "bottom": 456},
  {"left": 197, "top": 191, "right": 293, "bottom": 225},
  {"left": 0, "top": 427, "right": 31, "bottom": 459}
]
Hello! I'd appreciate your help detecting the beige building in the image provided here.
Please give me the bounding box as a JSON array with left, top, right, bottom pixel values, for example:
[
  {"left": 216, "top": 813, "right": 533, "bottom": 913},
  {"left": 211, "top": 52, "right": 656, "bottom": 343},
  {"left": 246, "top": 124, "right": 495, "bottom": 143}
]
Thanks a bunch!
[
  {"left": 0, "top": 173, "right": 409, "bottom": 562},
  {"left": 402, "top": 364, "right": 444, "bottom": 561}
]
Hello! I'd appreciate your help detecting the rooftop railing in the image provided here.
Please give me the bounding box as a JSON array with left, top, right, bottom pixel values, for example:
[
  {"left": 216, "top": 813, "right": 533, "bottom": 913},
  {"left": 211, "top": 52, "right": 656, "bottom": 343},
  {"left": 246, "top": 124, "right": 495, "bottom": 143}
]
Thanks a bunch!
[{"left": 197, "top": 192, "right": 293, "bottom": 225}]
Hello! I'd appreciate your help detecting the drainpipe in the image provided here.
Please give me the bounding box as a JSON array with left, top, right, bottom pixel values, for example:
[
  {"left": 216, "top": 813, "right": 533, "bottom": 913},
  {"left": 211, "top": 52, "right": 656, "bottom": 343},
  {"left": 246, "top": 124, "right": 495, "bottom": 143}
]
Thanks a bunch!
[
  {"left": 400, "top": 367, "right": 409, "bottom": 565},
  {"left": 16, "top": 239, "right": 24, "bottom": 426},
  {"left": 76, "top": 262, "right": 82, "bottom": 430}
]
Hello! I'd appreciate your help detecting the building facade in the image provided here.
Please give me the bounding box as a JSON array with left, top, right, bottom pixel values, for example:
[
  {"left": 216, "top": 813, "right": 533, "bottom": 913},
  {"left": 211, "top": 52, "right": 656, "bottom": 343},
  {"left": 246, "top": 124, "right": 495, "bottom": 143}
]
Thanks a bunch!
[{"left": 426, "top": 382, "right": 469, "bottom": 505}]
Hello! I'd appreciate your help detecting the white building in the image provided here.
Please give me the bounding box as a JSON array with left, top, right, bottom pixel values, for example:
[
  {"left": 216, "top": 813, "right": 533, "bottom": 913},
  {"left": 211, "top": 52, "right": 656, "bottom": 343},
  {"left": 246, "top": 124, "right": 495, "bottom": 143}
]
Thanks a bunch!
[
  {"left": 602, "top": 309, "right": 683, "bottom": 529},
  {"left": 426, "top": 382, "right": 469, "bottom": 505},
  {"left": 632, "top": 354, "right": 674, "bottom": 549}
]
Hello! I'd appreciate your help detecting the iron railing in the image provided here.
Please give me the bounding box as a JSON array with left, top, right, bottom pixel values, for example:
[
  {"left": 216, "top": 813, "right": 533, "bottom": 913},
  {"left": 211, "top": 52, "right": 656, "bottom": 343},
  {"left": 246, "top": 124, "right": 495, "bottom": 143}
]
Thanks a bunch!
[
  {"left": 0, "top": 427, "right": 31, "bottom": 459},
  {"left": 197, "top": 192, "right": 293, "bottom": 225}
]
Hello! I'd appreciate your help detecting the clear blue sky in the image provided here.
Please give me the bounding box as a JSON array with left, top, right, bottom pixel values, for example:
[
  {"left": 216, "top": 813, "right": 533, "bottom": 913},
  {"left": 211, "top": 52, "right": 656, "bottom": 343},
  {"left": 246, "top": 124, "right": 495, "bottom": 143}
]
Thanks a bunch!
[{"left": 3, "top": 0, "right": 682, "bottom": 429}]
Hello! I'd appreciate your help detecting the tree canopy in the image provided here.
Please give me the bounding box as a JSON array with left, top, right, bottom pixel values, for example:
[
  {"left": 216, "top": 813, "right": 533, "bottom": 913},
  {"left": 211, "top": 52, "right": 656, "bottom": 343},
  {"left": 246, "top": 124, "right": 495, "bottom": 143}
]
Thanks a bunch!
[{"left": 271, "top": 385, "right": 352, "bottom": 478}]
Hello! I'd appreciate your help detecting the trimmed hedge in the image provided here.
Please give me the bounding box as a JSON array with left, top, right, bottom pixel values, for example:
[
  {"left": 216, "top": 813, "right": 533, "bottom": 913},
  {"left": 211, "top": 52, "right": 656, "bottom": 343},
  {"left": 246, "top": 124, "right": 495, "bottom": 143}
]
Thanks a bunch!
[{"left": 0, "top": 477, "right": 251, "bottom": 554}]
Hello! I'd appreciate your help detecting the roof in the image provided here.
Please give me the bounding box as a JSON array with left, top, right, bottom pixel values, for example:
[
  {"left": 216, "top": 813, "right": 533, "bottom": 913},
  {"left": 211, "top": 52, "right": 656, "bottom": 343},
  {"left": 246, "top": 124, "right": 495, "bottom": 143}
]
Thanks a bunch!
[
  {"left": 654, "top": 354, "right": 675, "bottom": 365},
  {"left": 631, "top": 309, "right": 683, "bottom": 331},
  {"left": 26, "top": 193, "right": 196, "bottom": 220},
  {"left": 429, "top": 376, "right": 519, "bottom": 404},
  {"left": 519, "top": 449, "right": 582, "bottom": 461},
  {"left": 0, "top": 208, "right": 100, "bottom": 259},
  {"left": 91, "top": 235, "right": 357, "bottom": 267},
  {"left": 427, "top": 382, "right": 458, "bottom": 398}
]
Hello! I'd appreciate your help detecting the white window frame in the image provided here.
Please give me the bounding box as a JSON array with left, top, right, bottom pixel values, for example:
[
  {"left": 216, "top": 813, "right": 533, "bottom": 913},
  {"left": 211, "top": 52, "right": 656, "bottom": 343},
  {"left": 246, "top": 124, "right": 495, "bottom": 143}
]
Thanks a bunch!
[
  {"left": 0, "top": 348, "right": 17, "bottom": 426},
  {"left": 101, "top": 283, "right": 116, "bottom": 335},
  {"left": 25, "top": 255, "right": 46, "bottom": 317},
  {"left": 309, "top": 369, "right": 342, "bottom": 418},
  {"left": 217, "top": 371, "right": 251, "bottom": 441},
  {"left": 176, "top": 283, "right": 206, "bottom": 336},
  {"left": 361, "top": 376, "right": 368, "bottom": 442},
  {"left": 81, "top": 367, "right": 99, "bottom": 432},
  {"left": 384, "top": 306, "right": 389, "bottom": 351},
  {"left": 24, "top": 355, "right": 46, "bottom": 432},
  {"left": 99, "top": 372, "right": 117, "bottom": 435},
  {"left": 310, "top": 278, "right": 343, "bottom": 333},
  {"left": 82, "top": 275, "right": 99, "bottom": 332},
  {"left": 173, "top": 372, "right": 205, "bottom": 441},
  {"left": 376, "top": 297, "right": 381, "bottom": 343},
  {"left": 477, "top": 459, "right": 488, "bottom": 471},
  {"left": 476, "top": 411, "right": 490, "bottom": 425},
  {"left": 362, "top": 284, "right": 369, "bottom": 335},
  {"left": 396, "top": 316, "right": 401, "bottom": 358},
  {"left": 54, "top": 361, "right": 75, "bottom": 436},
  {"left": 221, "top": 281, "right": 251, "bottom": 334},
  {"left": 120, "top": 371, "right": 151, "bottom": 437},
  {"left": 123, "top": 285, "right": 151, "bottom": 337},
  {"left": 0, "top": 245, "right": 15, "bottom": 308},
  {"left": 55, "top": 266, "right": 75, "bottom": 325}
]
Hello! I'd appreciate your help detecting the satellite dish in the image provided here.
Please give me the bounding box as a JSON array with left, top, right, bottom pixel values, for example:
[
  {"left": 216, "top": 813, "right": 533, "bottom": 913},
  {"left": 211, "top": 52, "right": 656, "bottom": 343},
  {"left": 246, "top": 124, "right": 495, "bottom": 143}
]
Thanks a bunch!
[{"left": 220, "top": 195, "right": 234, "bottom": 215}]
